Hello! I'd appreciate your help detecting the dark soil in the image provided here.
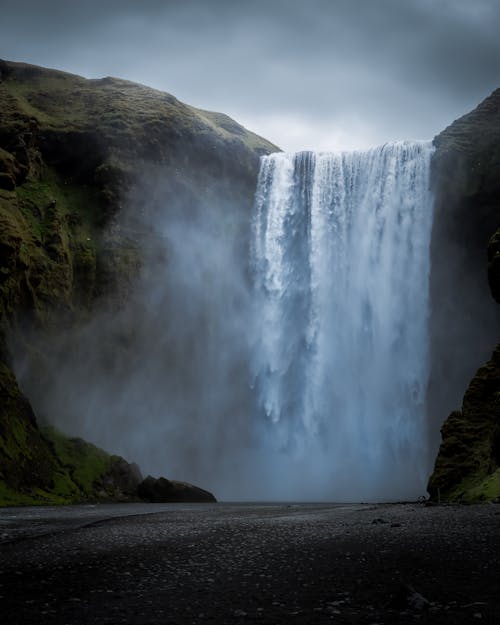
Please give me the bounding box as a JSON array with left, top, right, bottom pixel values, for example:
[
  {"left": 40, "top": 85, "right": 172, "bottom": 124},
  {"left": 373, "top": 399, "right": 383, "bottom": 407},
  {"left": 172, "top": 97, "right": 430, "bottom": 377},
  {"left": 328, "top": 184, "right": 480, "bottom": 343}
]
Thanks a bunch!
[{"left": 1, "top": 502, "right": 499, "bottom": 624}]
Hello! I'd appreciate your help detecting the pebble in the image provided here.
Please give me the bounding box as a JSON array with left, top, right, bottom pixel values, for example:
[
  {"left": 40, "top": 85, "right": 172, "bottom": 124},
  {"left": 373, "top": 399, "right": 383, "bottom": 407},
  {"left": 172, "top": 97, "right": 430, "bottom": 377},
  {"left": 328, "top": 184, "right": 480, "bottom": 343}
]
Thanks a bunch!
[{"left": 1, "top": 502, "right": 499, "bottom": 624}]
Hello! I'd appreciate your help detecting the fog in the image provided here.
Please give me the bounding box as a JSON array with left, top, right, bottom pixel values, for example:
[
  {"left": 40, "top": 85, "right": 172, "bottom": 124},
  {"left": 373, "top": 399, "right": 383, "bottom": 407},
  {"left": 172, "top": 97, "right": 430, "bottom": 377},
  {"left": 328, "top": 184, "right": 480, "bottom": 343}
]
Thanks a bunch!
[
  {"left": 12, "top": 140, "right": 443, "bottom": 502},
  {"left": 14, "top": 167, "right": 364, "bottom": 501},
  {"left": 13, "top": 171, "right": 268, "bottom": 499}
]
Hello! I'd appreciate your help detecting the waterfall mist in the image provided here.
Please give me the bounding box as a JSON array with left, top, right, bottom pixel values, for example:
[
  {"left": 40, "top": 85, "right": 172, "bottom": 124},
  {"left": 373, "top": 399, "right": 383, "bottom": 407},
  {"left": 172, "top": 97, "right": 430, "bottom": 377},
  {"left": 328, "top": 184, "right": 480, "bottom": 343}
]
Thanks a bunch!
[
  {"left": 11, "top": 170, "right": 262, "bottom": 498},
  {"left": 12, "top": 142, "right": 435, "bottom": 502}
]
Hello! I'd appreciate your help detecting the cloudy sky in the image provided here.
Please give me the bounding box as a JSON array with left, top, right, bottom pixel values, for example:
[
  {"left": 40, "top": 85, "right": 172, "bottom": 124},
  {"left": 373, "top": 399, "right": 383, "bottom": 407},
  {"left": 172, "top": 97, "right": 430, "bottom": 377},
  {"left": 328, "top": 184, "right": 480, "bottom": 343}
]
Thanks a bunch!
[{"left": 1, "top": 0, "right": 500, "bottom": 151}]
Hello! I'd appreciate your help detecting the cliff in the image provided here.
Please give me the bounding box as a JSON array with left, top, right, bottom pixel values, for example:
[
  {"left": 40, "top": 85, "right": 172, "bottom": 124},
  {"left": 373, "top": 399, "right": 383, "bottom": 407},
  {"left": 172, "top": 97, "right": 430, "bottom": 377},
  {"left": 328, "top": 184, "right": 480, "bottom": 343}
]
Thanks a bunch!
[
  {"left": 0, "top": 59, "right": 277, "bottom": 504},
  {"left": 428, "top": 89, "right": 500, "bottom": 501},
  {"left": 428, "top": 89, "right": 500, "bottom": 456}
]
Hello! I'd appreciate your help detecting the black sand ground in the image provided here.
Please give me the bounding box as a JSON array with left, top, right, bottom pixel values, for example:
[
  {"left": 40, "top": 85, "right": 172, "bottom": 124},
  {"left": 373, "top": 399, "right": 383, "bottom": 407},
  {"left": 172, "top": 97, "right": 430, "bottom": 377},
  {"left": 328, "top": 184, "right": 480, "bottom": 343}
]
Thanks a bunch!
[{"left": 1, "top": 502, "right": 499, "bottom": 624}]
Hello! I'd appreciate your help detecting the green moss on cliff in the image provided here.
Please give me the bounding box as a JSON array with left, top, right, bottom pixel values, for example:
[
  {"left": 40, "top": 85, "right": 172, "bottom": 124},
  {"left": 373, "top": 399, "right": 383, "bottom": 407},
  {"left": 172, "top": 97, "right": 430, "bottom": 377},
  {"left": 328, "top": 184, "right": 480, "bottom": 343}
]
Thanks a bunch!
[
  {"left": 465, "top": 469, "right": 500, "bottom": 501},
  {"left": 0, "top": 403, "right": 143, "bottom": 506},
  {"left": 428, "top": 343, "right": 500, "bottom": 502},
  {"left": 0, "top": 356, "right": 68, "bottom": 504},
  {"left": 0, "top": 59, "right": 277, "bottom": 505},
  {"left": 0, "top": 58, "right": 277, "bottom": 331},
  {"left": 42, "top": 426, "right": 111, "bottom": 492},
  {"left": 428, "top": 87, "right": 500, "bottom": 493}
]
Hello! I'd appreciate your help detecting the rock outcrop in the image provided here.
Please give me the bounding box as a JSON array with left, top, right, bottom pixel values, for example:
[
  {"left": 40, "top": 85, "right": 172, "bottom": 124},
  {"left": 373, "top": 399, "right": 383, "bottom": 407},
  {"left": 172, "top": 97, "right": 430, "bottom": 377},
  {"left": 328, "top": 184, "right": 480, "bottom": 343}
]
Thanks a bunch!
[
  {"left": 137, "top": 475, "right": 216, "bottom": 503},
  {"left": 428, "top": 227, "right": 500, "bottom": 502},
  {"left": 0, "top": 59, "right": 277, "bottom": 505},
  {"left": 428, "top": 88, "right": 500, "bottom": 469},
  {"left": 427, "top": 89, "right": 500, "bottom": 502}
]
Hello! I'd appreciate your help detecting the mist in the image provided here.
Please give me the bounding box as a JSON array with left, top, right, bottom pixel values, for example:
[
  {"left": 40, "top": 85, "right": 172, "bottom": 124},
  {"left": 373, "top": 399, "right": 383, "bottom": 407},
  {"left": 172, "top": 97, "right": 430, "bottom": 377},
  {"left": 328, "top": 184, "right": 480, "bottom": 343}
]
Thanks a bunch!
[
  {"left": 12, "top": 165, "right": 371, "bottom": 501},
  {"left": 11, "top": 136, "right": 443, "bottom": 502},
  {"left": 12, "top": 167, "right": 267, "bottom": 499}
]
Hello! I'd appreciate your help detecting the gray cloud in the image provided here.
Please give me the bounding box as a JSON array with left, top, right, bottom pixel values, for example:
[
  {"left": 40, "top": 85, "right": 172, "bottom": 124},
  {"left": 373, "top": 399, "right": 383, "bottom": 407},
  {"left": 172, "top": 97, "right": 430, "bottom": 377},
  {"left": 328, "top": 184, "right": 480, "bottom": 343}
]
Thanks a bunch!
[{"left": 1, "top": 0, "right": 500, "bottom": 150}]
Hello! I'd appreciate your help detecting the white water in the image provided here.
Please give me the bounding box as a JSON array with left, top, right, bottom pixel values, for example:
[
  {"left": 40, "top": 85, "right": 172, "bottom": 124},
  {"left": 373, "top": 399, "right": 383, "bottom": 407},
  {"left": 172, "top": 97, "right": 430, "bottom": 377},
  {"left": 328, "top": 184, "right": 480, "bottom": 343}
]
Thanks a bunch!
[{"left": 251, "top": 141, "right": 434, "bottom": 501}]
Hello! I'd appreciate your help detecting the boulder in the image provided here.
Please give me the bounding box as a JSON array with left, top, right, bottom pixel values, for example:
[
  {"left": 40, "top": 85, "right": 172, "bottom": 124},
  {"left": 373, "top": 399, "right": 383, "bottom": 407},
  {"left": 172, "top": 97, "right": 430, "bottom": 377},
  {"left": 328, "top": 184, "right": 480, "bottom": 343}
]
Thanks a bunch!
[{"left": 137, "top": 475, "right": 216, "bottom": 503}]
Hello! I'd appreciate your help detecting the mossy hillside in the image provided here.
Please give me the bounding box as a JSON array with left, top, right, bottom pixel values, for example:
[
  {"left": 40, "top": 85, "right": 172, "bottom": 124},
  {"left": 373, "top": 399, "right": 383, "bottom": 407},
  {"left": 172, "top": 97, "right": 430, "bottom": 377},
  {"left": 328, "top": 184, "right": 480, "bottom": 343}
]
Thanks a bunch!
[
  {"left": 0, "top": 59, "right": 278, "bottom": 205},
  {"left": 428, "top": 231, "right": 500, "bottom": 505},
  {"left": 41, "top": 426, "right": 142, "bottom": 502},
  {"left": 0, "top": 88, "right": 138, "bottom": 504},
  {"left": 428, "top": 344, "right": 500, "bottom": 503},
  {"left": 41, "top": 426, "right": 112, "bottom": 497},
  {"left": 428, "top": 218, "right": 500, "bottom": 503},
  {"left": 0, "top": 172, "right": 101, "bottom": 329},
  {"left": 428, "top": 88, "right": 500, "bottom": 464},
  {"left": 0, "top": 387, "right": 143, "bottom": 506},
  {"left": 0, "top": 59, "right": 278, "bottom": 505},
  {"left": 0, "top": 320, "right": 143, "bottom": 506},
  {"left": 0, "top": 58, "right": 278, "bottom": 330},
  {"left": 0, "top": 356, "right": 67, "bottom": 504},
  {"left": 461, "top": 469, "right": 500, "bottom": 502}
]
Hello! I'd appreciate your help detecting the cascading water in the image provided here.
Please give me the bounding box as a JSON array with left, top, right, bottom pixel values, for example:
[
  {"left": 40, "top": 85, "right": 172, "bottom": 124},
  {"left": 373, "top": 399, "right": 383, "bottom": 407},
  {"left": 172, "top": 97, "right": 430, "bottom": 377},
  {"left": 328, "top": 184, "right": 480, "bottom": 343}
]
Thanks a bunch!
[{"left": 251, "top": 141, "right": 434, "bottom": 501}]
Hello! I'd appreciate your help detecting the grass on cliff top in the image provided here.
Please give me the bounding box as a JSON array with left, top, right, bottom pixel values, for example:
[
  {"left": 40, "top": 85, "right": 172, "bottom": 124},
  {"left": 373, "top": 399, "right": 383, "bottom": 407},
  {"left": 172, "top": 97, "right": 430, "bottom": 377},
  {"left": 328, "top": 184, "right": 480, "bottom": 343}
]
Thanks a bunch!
[{"left": 1, "top": 60, "right": 278, "bottom": 154}]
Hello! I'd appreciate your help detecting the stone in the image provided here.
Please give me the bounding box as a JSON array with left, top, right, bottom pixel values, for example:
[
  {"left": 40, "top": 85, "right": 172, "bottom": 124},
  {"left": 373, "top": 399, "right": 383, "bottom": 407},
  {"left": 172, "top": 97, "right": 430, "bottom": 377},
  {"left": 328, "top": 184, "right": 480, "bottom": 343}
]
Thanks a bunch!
[{"left": 137, "top": 475, "right": 217, "bottom": 503}]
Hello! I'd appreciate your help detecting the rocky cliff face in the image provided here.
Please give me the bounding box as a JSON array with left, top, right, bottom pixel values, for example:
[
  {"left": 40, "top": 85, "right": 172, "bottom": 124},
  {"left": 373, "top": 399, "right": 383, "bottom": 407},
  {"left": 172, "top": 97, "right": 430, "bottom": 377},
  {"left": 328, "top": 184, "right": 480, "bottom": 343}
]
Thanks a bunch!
[
  {"left": 428, "top": 229, "right": 500, "bottom": 502},
  {"left": 428, "top": 89, "right": 500, "bottom": 501},
  {"left": 0, "top": 59, "right": 277, "bottom": 504},
  {"left": 428, "top": 90, "right": 500, "bottom": 459}
]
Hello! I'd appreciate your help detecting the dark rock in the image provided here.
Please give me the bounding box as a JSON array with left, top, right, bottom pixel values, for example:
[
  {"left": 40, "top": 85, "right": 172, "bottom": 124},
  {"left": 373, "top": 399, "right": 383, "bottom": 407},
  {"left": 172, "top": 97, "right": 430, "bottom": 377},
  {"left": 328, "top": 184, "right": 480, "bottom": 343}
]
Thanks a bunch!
[
  {"left": 0, "top": 172, "right": 15, "bottom": 190},
  {"left": 428, "top": 345, "right": 500, "bottom": 502},
  {"left": 138, "top": 475, "right": 217, "bottom": 503},
  {"left": 427, "top": 88, "right": 500, "bottom": 502},
  {"left": 106, "top": 458, "right": 143, "bottom": 498},
  {"left": 0, "top": 359, "right": 58, "bottom": 500},
  {"left": 428, "top": 88, "right": 500, "bottom": 461}
]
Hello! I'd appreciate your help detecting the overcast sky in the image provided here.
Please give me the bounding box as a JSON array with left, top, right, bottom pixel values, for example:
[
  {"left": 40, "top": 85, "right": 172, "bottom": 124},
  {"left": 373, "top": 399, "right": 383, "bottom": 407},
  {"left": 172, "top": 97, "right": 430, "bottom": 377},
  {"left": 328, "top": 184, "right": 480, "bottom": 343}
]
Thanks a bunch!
[{"left": 1, "top": 0, "right": 499, "bottom": 151}]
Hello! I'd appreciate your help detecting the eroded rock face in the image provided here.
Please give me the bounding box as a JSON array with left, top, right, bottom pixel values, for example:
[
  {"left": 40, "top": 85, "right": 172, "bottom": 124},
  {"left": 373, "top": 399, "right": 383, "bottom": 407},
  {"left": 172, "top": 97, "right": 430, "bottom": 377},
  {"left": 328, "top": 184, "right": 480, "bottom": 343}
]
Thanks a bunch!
[
  {"left": 0, "top": 354, "right": 58, "bottom": 502},
  {"left": 428, "top": 346, "right": 500, "bottom": 502},
  {"left": 428, "top": 88, "right": 500, "bottom": 462},
  {"left": 428, "top": 228, "right": 500, "bottom": 502},
  {"left": 427, "top": 89, "right": 500, "bottom": 502}
]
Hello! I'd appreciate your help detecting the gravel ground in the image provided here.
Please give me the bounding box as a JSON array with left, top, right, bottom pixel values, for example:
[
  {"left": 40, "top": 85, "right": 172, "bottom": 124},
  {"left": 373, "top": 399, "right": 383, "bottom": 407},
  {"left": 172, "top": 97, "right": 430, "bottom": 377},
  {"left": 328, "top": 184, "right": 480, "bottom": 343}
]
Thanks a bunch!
[{"left": 0, "top": 502, "right": 499, "bottom": 624}]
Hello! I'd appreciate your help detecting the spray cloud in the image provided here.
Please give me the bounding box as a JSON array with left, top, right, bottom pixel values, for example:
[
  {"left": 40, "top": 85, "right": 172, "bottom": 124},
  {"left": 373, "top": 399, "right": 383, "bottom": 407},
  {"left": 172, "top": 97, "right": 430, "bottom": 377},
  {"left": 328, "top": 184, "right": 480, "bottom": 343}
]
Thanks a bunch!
[{"left": 14, "top": 143, "right": 435, "bottom": 501}]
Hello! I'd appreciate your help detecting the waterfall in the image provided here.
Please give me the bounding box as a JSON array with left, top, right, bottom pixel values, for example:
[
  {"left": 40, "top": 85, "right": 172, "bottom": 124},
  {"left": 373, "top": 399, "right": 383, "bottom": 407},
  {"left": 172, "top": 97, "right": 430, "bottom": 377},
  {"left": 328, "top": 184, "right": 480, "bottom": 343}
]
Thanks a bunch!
[{"left": 251, "top": 141, "right": 434, "bottom": 501}]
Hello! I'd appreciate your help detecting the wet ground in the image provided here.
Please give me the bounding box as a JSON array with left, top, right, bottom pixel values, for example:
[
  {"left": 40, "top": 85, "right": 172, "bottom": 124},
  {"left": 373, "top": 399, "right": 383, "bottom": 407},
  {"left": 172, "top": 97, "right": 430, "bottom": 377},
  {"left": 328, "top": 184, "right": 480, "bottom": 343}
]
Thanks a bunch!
[{"left": 1, "top": 502, "right": 499, "bottom": 624}]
